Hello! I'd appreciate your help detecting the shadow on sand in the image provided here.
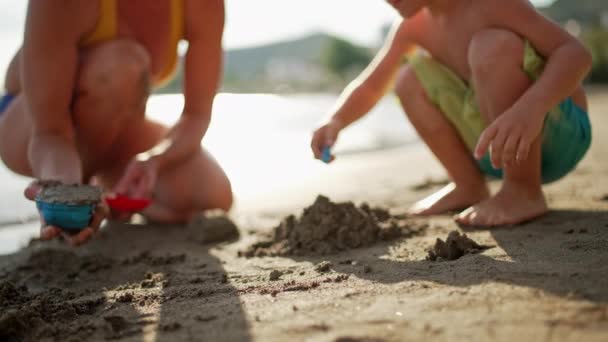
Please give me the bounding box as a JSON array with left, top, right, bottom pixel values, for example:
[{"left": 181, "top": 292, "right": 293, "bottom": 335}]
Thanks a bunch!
[
  {"left": 285, "top": 209, "right": 608, "bottom": 303},
  {"left": 0, "top": 221, "right": 251, "bottom": 342}
]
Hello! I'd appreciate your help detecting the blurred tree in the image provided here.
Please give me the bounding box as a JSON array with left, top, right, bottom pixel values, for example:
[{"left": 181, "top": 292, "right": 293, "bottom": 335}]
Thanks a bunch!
[
  {"left": 581, "top": 26, "right": 608, "bottom": 83},
  {"left": 321, "top": 37, "right": 372, "bottom": 80}
]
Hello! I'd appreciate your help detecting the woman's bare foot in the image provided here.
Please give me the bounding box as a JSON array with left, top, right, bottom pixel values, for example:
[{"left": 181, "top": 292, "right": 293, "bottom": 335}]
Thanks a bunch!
[
  {"left": 409, "top": 182, "right": 490, "bottom": 216},
  {"left": 455, "top": 183, "right": 547, "bottom": 227}
]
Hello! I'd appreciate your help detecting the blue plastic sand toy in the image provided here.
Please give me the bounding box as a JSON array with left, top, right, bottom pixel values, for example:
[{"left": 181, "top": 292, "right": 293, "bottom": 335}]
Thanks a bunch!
[
  {"left": 36, "top": 201, "right": 95, "bottom": 231},
  {"left": 321, "top": 146, "right": 332, "bottom": 163}
]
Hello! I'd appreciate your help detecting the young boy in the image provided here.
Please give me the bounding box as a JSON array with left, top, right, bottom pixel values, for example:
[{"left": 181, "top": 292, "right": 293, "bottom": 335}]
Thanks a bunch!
[
  {"left": 0, "top": 0, "right": 232, "bottom": 245},
  {"left": 311, "top": 0, "right": 592, "bottom": 226}
]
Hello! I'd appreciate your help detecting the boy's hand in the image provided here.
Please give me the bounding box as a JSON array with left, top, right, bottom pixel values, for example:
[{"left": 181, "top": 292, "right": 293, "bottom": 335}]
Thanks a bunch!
[
  {"left": 25, "top": 181, "right": 108, "bottom": 246},
  {"left": 311, "top": 120, "right": 342, "bottom": 163},
  {"left": 114, "top": 157, "right": 159, "bottom": 199},
  {"left": 474, "top": 108, "right": 545, "bottom": 168}
]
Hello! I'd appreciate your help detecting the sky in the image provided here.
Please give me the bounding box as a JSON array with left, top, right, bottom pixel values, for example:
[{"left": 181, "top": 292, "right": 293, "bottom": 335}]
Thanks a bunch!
[{"left": 0, "top": 0, "right": 554, "bottom": 84}]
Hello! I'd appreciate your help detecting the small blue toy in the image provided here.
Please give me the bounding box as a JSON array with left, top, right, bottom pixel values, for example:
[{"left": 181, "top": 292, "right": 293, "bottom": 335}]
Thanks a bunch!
[
  {"left": 36, "top": 201, "right": 96, "bottom": 231},
  {"left": 36, "top": 184, "right": 102, "bottom": 231},
  {"left": 321, "top": 146, "right": 332, "bottom": 164}
]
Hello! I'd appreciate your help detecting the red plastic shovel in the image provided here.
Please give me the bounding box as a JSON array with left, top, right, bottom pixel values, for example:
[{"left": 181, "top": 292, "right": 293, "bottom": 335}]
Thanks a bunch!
[{"left": 106, "top": 195, "right": 152, "bottom": 213}]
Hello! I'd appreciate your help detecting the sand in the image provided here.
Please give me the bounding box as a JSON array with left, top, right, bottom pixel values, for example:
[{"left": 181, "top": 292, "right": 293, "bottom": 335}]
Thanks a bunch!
[
  {"left": 36, "top": 184, "right": 102, "bottom": 205},
  {"left": 2, "top": 90, "right": 608, "bottom": 341}
]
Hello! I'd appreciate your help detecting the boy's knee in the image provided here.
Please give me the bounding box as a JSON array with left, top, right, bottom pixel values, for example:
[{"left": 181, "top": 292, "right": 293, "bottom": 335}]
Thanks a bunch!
[
  {"left": 76, "top": 40, "right": 151, "bottom": 111},
  {"left": 468, "top": 29, "right": 525, "bottom": 75},
  {"left": 395, "top": 66, "right": 426, "bottom": 104}
]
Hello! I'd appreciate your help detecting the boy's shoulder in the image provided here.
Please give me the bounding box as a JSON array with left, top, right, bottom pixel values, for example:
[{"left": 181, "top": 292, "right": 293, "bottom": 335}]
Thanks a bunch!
[
  {"left": 472, "top": 0, "right": 536, "bottom": 12},
  {"left": 397, "top": 0, "right": 543, "bottom": 31},
  {"left": 472, "top": 0, "right": 544, "bottom": 23}
]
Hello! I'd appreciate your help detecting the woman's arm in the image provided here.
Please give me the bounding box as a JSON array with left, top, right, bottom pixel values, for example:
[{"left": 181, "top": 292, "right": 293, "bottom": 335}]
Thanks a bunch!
[
  {"left": 21, "top": 1, "right": 106, "bottom": 246},
  {"left": 4, "top": 49, "right": 21, "bottom": 94},
  {"left": 22, "top": 0, "right": 91, "bottom": 183},
  {"left": 139, "top": 0, "right": 224, "bottom": 171}
]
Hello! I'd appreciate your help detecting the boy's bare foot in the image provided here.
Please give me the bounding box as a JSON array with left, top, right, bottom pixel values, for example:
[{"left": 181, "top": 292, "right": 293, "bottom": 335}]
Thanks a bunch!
[
  {"left": 455, "top": 183, "right": 547, "bottom": 227},
  {"left": 408, "top": 182, "right": 490, "bottom": 216}
]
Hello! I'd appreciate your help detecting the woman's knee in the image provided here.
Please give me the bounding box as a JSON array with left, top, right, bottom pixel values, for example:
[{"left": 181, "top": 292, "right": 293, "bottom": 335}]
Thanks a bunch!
[
  {"left": 75, "top": 40, "right": 151, "bottom": 115},
  {"left": 212, "top": 182, "right": 233, "bottom": 212},
  {"left": 157, "top": 151, "right": 233, "bottom": 213},
  {"left": 468, "top": 29, "right": 525, "bottom": 77},
  {"left": 198, "top": 157, "right": 233, "bottom": 212}
]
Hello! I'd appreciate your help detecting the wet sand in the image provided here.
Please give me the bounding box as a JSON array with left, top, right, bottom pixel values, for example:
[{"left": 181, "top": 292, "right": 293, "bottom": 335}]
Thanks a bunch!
[{"left": 1, "top": 90, "right": 608, "bottom": 341}]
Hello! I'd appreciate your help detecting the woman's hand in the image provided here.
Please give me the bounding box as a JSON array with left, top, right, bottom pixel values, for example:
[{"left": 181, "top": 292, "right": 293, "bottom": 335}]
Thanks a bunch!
[
  {"left": 113, "top": 157, "right": 159, "bottom": 199},
  {"left": 24, "top": 180, "right": 108, "bottom": 246}
]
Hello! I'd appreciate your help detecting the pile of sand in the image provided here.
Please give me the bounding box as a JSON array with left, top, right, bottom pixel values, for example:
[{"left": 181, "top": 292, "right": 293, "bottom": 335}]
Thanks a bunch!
[
  {"left": 427, "top": 231, "right": 493, "bottom": 261},
  {"left": 240, "top": 196, "right": 419, "bottom": 257}
]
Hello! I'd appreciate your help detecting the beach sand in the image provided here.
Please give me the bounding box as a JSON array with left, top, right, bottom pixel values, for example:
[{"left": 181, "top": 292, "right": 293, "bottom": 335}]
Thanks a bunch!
[{"left": 2, "top": 90, "right": 608, "bottom": 341}]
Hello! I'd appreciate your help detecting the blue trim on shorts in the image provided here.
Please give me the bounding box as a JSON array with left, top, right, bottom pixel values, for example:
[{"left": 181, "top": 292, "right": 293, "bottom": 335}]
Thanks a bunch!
[
  {"left": 0, "top": 94, "right": 15, "bottom": 114},
  {"left": 478, "top": 97, "right": 591, "bottom": 184}
]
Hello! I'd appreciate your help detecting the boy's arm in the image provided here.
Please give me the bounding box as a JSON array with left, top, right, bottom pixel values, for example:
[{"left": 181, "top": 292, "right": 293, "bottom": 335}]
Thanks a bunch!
[
  {"left": 23, "top": 0, "right": 91, "bottom": 184},
  {"left": 475, "top": 0, "right": 592, "bottom": 165},
  {"left": 137, "top": 0, "right": 224, "bottom": 171},
  {"left": 327, "top": 19, "right": 416, "bottom": 130}
]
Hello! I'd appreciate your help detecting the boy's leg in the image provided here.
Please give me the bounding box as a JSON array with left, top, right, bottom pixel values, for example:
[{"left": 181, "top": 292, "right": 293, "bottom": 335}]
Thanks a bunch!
[
  {"left": 456, "top": 29, "right": 547, "bottom": 226},
  {"left": 395, "top": 67, "right": 489, "bottom": 215}
]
